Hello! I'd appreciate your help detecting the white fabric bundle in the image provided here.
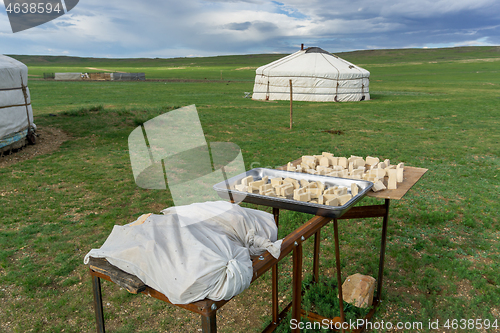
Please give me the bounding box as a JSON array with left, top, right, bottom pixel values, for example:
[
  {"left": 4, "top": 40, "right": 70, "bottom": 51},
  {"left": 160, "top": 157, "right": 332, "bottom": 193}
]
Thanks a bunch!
[{"left": 84, "top": 201, "right": 282, "bottom": 304}]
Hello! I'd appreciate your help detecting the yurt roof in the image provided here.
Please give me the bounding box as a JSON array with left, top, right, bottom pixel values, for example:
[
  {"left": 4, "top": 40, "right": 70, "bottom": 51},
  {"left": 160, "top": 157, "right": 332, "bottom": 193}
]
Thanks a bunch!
[
  {"left": 256, "top": 47, "right": 369, "bottom": 80},
  {"left": 0, "top": 55, "right": 29, "bottom": 90}
]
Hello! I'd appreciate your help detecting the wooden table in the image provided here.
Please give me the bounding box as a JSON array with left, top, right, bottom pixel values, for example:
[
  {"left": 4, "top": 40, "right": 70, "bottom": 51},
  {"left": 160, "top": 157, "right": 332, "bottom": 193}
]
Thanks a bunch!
[
  {"left": 270, "top": 160, "right": 428, "bottom": 332},
  {"left": 88, "top": 164, "right": 427, "bottom": 333}
]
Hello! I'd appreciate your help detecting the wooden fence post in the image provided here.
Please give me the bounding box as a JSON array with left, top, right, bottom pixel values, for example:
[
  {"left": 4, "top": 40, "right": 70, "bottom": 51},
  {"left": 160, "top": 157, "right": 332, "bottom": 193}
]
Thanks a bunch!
[{"left": 289, "top": 79, "right": 293, "bottom": 130}]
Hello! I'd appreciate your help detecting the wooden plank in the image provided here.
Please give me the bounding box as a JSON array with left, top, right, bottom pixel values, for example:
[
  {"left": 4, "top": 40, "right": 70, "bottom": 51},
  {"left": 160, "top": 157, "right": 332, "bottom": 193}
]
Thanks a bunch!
[
  {"left": 366, "top": 166, "right": 428, "bottom": 200},
  {"left": 88, "top": 258, "right": 229, "bottom": 316},
  {"left": 338, "top": 204, "right": 387, "bottom": 219},
  {"left": 88, "top": 257, "right": 146, "bottom": 294},
  {"left": 140, "top": 285, "right": 227, "bottom": 316}
]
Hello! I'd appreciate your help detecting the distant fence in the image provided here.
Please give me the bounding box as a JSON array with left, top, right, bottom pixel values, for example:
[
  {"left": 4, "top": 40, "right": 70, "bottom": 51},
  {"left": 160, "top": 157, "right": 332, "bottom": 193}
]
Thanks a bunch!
[
  {"left": 111, "top": 73, "right": 146, "bottom": 81},
  {"left": 55, "top": 72, "right": 82, "bottom": 80},
  {"left": 49, "top": 72, "right": 146, "bottom": 81}
]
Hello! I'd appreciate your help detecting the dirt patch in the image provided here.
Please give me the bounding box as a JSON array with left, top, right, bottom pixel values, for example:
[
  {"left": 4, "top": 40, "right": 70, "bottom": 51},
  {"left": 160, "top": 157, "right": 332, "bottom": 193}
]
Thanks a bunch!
[
  {"left": 321, "top": 129, "right": 345, "bottom": 135},
  {"left": 0, "top": 126, "right": 71, "bottom": 168}
]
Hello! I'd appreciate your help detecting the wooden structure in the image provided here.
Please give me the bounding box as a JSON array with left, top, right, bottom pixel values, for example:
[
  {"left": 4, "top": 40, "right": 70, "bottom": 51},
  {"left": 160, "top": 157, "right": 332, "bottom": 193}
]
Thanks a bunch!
[
  {"left": 88, "top": 73, "right": 111, "bottom": 81},
  {"left": 88, "top": 162, "right": 427, "bottom": 332}
]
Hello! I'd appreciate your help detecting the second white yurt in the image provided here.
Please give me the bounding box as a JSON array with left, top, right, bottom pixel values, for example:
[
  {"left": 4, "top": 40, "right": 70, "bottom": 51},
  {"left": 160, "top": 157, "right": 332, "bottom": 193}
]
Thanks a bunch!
[
  {"left": 0, "top": 55, "right": 36, "bottom": 153},
  {"left": 252, "top": 47, "right": 370, "bottom": 102}
]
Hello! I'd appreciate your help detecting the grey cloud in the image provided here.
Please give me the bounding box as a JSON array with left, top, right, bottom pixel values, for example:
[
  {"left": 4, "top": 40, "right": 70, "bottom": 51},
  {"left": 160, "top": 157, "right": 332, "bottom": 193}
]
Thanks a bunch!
[
  {"left": 1, "top": 0, "right": 499, "bottom": 58},
  {"left": 224, "top": 20, "right": 278, "bottom": 32},
  {"left": 253, "top": 21, "right": 278, "bottom": 32},
  {"left": 202, "top": 0, "right": 263, "bottom": 3},
  {"left": 226, "top": 22, "right": 252, "bottom": 30}
]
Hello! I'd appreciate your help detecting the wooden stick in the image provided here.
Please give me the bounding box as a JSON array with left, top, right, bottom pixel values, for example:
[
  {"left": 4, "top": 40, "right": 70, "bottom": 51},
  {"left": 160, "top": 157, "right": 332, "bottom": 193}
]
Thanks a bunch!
[{"left": 289, "top": 79, "right": 293, "bottom": 130}]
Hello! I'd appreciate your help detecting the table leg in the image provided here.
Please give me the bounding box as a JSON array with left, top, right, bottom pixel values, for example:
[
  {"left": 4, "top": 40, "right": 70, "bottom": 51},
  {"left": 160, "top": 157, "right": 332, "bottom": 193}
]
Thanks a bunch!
[
  {"left": 91, "top": 275, "right": 105, "bottom": 333},
  {"left": 313, "top": 230, "right": 321, "bottom": 283},
  {"left": 272, "top": 207, "right": 280, "bottom": 324},
  {"left": 291, "top": 242, "right": 303, "bottom": 333},
  {"left": 201, "top": 313, "right": 217, "bottom": 333},
  {"left": 333, "top": 218, "right": 345, "bottom": 333},
  {"left": 376, "top": 199, "right": 390, "bottom": 300}
]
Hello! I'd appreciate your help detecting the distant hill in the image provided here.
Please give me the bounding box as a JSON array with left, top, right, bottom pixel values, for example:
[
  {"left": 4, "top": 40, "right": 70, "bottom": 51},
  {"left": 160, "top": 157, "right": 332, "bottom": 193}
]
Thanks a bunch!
[
  {"left": 8, "top": 46, "right": 500, "bottom": 68},
  {"left": 7, "top": 53, "right": 286, "bottom": 68},
  {"left": 338, "top": 46, "right": 500, "bottom": 65}
]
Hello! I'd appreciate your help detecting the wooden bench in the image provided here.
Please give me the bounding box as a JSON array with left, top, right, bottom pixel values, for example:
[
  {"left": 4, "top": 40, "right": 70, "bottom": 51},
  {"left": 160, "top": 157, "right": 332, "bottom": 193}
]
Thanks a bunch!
[{"left": 88, "top": 211, "right": 337, "bottom": 333}]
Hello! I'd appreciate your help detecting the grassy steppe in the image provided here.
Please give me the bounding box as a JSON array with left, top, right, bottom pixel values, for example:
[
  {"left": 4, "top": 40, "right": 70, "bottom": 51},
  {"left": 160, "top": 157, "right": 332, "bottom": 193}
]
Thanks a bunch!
[{"left": 1, "top": 46, "right": 500, "bottom": 332}]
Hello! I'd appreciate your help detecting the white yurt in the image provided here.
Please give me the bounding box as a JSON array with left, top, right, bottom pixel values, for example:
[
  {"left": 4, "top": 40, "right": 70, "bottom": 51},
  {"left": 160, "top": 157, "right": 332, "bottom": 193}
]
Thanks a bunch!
[
  {"left": 252, "top": 47, "right": 370, "bottom": 102},
  {"left": 0, "top": 55, "right": 36, "bottom": 153}
]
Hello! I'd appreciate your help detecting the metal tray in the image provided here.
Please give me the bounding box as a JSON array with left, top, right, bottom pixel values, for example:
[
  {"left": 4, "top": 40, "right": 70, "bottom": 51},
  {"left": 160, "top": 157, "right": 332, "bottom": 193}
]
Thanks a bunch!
[{"left": 213, "top": 168, "right": 373, "bottom": 218}]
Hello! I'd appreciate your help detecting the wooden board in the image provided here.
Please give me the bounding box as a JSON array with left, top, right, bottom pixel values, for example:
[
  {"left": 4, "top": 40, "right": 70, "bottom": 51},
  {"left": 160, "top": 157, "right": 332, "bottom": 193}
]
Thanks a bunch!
[
  {"left": 367, "top": 166, "right": 427, "bottom": 200},
  {"left": 278, "top": 158, "right": 428, "bottom": 200},
  {"left": 88, "top": 257, "right": 146, "bottom": 294}
]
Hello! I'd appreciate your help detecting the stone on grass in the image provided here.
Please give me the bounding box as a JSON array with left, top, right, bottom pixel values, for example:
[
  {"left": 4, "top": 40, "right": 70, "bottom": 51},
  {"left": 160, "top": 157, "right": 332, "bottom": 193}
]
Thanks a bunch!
[{"left": 341, "top": 273, "right": 376, "bottom": 308}]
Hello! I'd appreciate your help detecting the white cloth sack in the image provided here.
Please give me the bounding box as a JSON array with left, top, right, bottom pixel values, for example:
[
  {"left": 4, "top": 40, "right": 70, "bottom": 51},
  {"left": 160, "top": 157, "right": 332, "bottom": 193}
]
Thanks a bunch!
[{"left": 84, "top": 201, "right": 282, "bottom": 304}]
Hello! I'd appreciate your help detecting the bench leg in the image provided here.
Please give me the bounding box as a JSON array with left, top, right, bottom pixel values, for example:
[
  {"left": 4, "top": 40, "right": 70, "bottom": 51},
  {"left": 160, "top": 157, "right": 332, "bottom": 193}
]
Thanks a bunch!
[
  {"left": 201, "top": 312, "right": 217, "bottom": 333},
  {"left": 376, "top": 199, "right": 390, "bottom": 300},
  {"left": 333, "top": 218, "right": 345, "bottom": 333},
  {"left": 272, "top": 207, "right": 280, "bottom": 324},
  {"left": 291, "top": 242, "right": 303, "bottom": 333},
  {"left": 91, "top": 275, "right": 106, "bottom": 333},
  {"left": 313, "top": 230, "right": 321, "bottom": 283}
]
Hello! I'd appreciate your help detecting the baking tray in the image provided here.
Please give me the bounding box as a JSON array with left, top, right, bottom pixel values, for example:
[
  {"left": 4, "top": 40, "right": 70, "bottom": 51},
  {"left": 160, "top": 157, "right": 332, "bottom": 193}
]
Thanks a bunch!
[{"left": 213, "top": 168, "right": 373, "bottom": 218}]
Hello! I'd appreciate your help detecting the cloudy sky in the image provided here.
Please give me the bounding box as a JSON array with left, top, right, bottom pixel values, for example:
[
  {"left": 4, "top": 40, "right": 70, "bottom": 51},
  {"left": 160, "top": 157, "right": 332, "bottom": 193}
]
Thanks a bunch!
[{"left": 1, "top": 0, "right": 499, "bottom": 58}]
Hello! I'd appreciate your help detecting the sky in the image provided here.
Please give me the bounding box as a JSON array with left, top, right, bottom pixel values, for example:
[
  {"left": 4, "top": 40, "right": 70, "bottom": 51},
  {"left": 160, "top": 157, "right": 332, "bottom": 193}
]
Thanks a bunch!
[{"left": 1, "top": 0, "right": 499, "bottom": 58}]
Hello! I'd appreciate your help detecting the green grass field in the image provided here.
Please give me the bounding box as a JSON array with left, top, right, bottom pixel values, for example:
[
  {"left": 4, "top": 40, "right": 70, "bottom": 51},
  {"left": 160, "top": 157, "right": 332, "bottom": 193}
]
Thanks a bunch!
[{"left": 1, "top": 46, "right": 499, "bottom": 332}]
